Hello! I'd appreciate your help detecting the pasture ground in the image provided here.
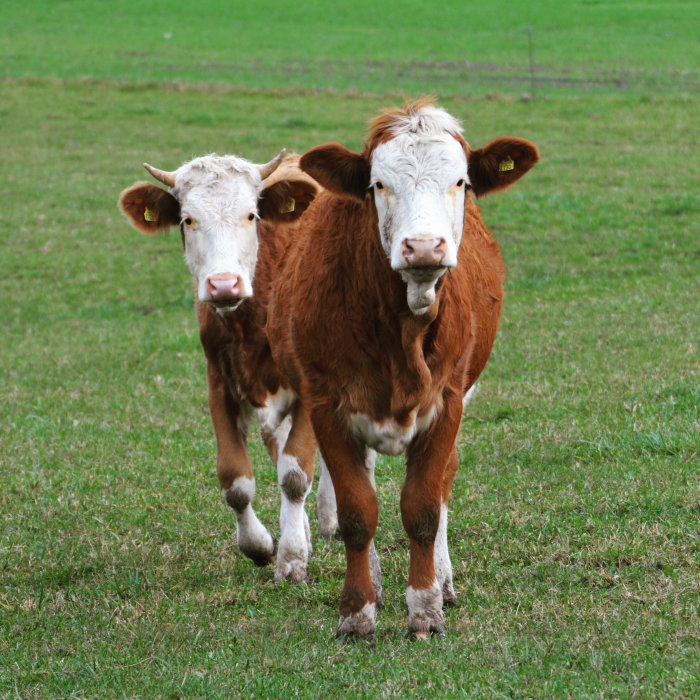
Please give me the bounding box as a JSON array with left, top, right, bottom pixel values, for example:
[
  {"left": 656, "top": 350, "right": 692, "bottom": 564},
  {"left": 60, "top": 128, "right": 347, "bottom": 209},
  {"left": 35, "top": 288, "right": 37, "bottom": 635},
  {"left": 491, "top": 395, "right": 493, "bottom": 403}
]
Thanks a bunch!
[{"left": 1, "top": 1, "right": 698, "bottom": 697}]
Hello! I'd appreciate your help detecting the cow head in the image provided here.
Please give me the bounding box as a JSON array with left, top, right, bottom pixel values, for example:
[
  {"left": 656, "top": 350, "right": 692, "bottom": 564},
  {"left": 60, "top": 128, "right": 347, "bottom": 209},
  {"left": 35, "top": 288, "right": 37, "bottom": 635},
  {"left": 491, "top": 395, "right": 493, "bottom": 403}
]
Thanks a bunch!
[
  {"left": 300, "top": 99, "right": 539, "bottom": 315},
  {"left": 119, "top": 152, "right": 316, "bottom": 312}
]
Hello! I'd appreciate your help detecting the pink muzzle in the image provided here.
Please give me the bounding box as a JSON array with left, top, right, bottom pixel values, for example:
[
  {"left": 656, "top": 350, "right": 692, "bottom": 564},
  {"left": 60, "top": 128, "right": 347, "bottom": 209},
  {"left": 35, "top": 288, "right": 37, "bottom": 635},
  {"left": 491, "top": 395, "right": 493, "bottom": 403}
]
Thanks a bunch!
[
  {"left": 205, "top": 274, "right": 243, "bottom": 306},
  {"left": 401, "top": 237, "right": 448, "bottom": 267}
]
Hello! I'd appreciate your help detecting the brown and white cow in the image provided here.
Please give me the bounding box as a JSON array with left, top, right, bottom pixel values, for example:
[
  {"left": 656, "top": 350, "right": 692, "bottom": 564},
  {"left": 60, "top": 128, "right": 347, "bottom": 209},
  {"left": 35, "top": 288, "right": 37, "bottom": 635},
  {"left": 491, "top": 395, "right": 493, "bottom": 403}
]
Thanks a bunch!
[
  {"left": 267, "top": 99, "right": 538, "bottom": 637},
  {"left": 118, "top": 152, "right": 338, "bottom": 582}
]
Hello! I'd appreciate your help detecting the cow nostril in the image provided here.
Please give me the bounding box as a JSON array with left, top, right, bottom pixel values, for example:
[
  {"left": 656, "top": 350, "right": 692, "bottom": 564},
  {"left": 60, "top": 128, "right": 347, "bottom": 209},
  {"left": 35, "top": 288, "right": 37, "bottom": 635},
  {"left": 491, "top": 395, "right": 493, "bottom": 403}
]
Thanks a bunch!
[
  {"left": 402, "top": 237, "right": 447, "bottom": 266},
  {"left": 206, "top": 274, "right": 242, "bottom": 300}
]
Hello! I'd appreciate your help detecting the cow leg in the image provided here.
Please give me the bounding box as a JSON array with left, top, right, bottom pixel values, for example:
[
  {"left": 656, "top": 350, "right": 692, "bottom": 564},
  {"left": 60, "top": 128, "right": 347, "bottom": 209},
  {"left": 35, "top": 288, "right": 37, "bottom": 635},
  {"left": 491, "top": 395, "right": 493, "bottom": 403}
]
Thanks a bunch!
[
  {"left": 260, "top": 426, "right": 280, "bottom": 467},
  {"left": 207, "top": 362, "right": 276, "bottom": 566},
  {"left": 316, "top": 452, "right": 378, "bottom": 600},
  {"left": 435, "top": 447, "right": 458, "bottom": 607},
  {"left": 312, "top": 409, "right": 378, "bottom": 638},
  {"left": 275, "top": 402, "right": 316, "bottom": 583},
  {"left": 316, "top": 456, "right": 339, "bottom": 538},
  {"left": 432, "top": 384, "right": 474, "bottom": 603},
  {"left": 364, "top": 449, "right": 384, "bottom": 608},
  {"left": 402, "top": 398, "right": 462, "bottom": 638}
]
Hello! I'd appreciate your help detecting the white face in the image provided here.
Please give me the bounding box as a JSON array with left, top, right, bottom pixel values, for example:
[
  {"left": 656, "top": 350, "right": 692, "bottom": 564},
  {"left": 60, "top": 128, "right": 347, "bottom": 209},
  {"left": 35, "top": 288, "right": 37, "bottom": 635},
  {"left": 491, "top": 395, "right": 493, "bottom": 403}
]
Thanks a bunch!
[
  {"left": 171, "top": 155, "right": 263, "bottom": 311},
  {"left": 370, "top": 133, "right": 468, "bottom": 315}
]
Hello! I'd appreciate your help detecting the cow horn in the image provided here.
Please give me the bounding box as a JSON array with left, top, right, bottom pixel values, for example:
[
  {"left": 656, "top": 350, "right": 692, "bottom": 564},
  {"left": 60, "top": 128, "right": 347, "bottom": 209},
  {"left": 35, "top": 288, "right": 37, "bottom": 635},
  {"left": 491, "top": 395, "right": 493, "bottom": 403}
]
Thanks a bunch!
[
  {"left": 257, "top": 149, "right": 286, "bottom": 180},
  {"left": 143, "top": 163, "right": 177, "bottom": 188}
]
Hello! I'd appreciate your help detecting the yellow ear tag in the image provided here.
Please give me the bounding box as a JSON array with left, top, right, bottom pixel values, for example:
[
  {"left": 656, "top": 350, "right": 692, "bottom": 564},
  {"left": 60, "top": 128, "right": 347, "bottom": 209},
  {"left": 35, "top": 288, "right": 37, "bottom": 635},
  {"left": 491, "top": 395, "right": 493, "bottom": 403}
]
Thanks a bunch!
[
  {"left": 143, "top": 207, "right": 155, "bottom": 222},
  {"left": 499, "top": 157, "right": 515, "bottom": 172},
  {"left": 280, "top": 197, "right": 295, "bottom": 214}
]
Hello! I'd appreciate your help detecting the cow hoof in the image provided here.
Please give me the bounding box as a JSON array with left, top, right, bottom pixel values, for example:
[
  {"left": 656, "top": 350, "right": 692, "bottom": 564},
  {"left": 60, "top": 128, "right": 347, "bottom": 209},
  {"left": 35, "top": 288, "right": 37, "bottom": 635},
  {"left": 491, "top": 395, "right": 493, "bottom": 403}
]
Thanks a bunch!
[
  {"left": 274, "top": 559, "right": 308, "bottom": 584},
  {"left": 409, "top": 625, "right": 446, "bottom": 641},
  {"left": 442, "top": 590, "right": 457, "bottom": 607},
  {"left": 374, "top": 584, "right": 385, "bottom": 609},
  {"left": 408, "top": 610, "right": 446, "bottom": 639},
  {"left": 275, "top": 533, "right": 310, "bottom": 583},
  {"left": 337, "top": 603, "right": 377, "bottom": 640},
  {"left": 318, "top": 515, "right": 339, "bottom": 539},
  {"left": 240, "top": 534, "right": 277, "bottom": 567}
]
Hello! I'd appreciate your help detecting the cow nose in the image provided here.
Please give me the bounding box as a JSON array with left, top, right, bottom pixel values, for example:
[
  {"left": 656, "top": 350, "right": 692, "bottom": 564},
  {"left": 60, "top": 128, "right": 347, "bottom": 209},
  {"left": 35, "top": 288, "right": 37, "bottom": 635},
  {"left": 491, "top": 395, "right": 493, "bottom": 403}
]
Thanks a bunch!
[
  {"left": 401, "top": 237, "right": 447, "bottom": 267},
  {"left": 206, "top": 274, "right": 242, "bottom": 303}
]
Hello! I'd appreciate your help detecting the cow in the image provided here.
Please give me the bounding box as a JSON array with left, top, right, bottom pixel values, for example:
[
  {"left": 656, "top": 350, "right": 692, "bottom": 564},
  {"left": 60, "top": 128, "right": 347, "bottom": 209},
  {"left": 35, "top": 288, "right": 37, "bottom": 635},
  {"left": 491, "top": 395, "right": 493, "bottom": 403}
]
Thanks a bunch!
[
  {"left": 266, "top": 98, "right": 539, "bottom": 638},
  {"left": 118, "top": 151, "right": 338, "bottom": 583}
]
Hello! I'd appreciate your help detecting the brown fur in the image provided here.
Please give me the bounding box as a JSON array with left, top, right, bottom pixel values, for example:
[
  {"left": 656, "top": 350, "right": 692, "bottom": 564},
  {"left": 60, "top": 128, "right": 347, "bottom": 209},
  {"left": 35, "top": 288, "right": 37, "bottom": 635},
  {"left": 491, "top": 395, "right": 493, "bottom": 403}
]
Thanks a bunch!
[
  {"left": 118, "top": 182, "right": 180, "bottom": 233},
  {"left": 267, "top": 102, "right": 538, "bottom": 635}
]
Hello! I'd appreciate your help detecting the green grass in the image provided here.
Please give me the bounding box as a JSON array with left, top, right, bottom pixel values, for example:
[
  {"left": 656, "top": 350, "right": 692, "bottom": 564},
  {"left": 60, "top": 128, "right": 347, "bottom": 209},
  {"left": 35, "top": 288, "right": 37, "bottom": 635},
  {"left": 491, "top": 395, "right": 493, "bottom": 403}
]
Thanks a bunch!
[
  {"left": 2, "top": 0, "right": 699, "bottom": 96},
  {"left": 1, "top": 1, "right": 699, "bottom": 697}
]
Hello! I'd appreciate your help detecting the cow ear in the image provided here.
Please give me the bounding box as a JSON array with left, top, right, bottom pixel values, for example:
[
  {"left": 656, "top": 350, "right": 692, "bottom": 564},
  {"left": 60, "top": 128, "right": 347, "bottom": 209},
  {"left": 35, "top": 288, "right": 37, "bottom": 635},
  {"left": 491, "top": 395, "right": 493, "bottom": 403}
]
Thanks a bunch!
[
  {"left": 258, "top": 179, "right": 318, "bottom": 222},
  {"left": 467, "top": 137, "right": 539, "bottom": 198},
  {"left": 300, "top": 143, "right": 370, "bottom": 201},
  {"left": 118, "top": 182, "right": 180, "bottom": 234}
]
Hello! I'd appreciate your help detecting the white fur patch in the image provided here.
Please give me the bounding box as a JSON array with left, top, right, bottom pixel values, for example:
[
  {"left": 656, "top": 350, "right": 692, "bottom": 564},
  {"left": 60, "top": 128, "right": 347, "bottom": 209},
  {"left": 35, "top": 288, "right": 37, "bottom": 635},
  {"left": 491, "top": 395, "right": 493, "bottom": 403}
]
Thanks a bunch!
[
  {"left": 462, "top": 383, "right": 477, "bottom": 410},
  {"left": 338, "top": 601, "right": 377, "bottom": 637},
  {"left": 434, "top": 503, "right": 454, "bottom": 601},
  {"left": 225, "top": 477, "right": 274, "bottom": 557},
  {"left": 406, "top": 583, "right": 442, "bottom": 615},
  {"left": 401, "top": 271, "right": 447, "bottom": 315},
  {"left": 275, "top": 453, "right": 312, "bottom": 582},
  {"left": 350, "top": 408, "right": 436, "bottom": 455},
  {"left": 226, "top": 475, "right": 255, "bottom": 503},
  {"left": 256, "top": 388, "right": 295, "bottom": 438},
  {"left": 369, "top": 106, "right": 467, "bottom": 316},
  {"left": 170, "top": 155, "right": 264, "bottom": 305},
  {"left": 365, "top": 449, "right": 377, "bottom": 487},
  {"left": 384, "top": 105, "right": 463, "bottom": 140},
  {"left": 371, "top": 135, "right": 466, "bottom": 267},
  {"left": 406, "top": 582, "right": 445, "bottom": 636},
  {"left": 277, "top": 453, "right": 311, "bottom": 493},
  {"left": 316, "top": 456, "right": 338, "bottom": 537}
]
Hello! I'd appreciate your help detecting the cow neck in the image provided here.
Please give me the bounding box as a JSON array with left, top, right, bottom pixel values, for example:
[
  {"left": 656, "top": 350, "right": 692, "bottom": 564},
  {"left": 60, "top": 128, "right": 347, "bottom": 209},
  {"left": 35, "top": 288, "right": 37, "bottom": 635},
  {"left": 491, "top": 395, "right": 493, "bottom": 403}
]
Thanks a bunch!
[{"left": 218, "top": 296, "right": 259, "bottom": 341}]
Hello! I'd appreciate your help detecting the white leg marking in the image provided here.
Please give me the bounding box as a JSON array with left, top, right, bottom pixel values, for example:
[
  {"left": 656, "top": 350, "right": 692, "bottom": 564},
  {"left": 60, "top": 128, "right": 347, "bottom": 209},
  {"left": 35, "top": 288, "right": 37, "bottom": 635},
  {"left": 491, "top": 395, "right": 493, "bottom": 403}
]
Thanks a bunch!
[
  {"left": 434, "top": 502, "right": 455, "bottom": 605},
  {"left": 462, "top": 383, "right": 478, "bottom": 410},
  {"left": 269, "top": 414, "right": 292, "bottom": 462},
  {"left": 316, "top": 456, "right": 338, "bottom": 538},
  {"left": 224, "top": 476, "right": 275, "bottom": 565},
  {"left": 406, "top": 582, "right": 445, "bottom": 638},
  {"left": 369, "top": 539, "right": 384, "bottom": 608},
  {"left": 276, "top": 453, "right": 312, "bottom": 582},
  {"left": 365, "top": 449, "right": 377, "bottom": 488},
  {"left": 338, "top": 601, "right": 377, "bottom": 638},
  {"left": 364, "top": 449, "right": 384, "bottom": 606}
]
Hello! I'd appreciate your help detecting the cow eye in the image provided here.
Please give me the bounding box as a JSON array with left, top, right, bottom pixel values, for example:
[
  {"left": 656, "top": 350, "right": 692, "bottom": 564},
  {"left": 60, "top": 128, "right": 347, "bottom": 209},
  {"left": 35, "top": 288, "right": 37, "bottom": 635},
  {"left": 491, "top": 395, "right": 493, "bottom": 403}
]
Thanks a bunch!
[
  {"left": 183, "top": 216, "right": 193, "bottom": 226},
  {"left": 456, "top": 179, "right": 465, "bottom": 188},
  {"left": 374, "top": 181, "right": 384, "bottom": 190},
  {"left": 247, "top": 212, "right": 256, "bottom": 222}
]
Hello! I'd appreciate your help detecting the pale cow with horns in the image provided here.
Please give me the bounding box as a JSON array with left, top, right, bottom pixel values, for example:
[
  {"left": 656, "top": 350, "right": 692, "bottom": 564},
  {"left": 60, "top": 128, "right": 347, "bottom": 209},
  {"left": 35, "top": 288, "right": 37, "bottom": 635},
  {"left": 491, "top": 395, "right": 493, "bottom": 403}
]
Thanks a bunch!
[{"left": 119, "top": 151, "right": 338, "bottom": 582}]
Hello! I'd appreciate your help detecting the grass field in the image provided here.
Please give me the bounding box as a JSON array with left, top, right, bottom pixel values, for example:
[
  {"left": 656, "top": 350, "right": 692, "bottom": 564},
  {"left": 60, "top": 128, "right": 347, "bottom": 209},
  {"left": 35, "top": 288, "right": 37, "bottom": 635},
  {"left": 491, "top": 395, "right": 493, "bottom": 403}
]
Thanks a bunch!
[
  {"left": 3, "top": 0, "right": 699, "bottom": 95},
  {"left": 1, "top": 1, "right": 698, "bottom": 697}
]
